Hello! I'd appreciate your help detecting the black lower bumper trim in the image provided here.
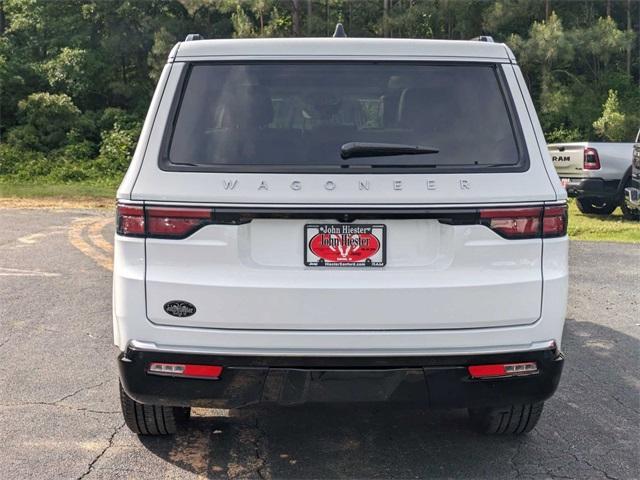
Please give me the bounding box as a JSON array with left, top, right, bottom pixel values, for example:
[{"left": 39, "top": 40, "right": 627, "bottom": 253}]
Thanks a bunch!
[
  {"left": 119, "top": 347, "right": 564, "bottom": 409},
  {"left": 562, "top": 177, "right": 620, "bottom": 199}
]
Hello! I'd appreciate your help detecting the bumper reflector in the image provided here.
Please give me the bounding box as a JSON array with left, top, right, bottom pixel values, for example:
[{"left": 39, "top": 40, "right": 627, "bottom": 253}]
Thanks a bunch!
[
  {"left": 468, "top": 362, "right": 538, "bottom": 379},
  {"left": 148, "top": 362, "right": 223, "bottom": 379}
]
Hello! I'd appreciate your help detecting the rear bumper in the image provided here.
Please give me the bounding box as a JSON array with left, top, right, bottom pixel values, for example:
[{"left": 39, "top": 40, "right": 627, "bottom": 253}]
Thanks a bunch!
[
  {"left": 624, "top": 185, "right": 640, "bottom": 211},
  {"left": 118, "top": 345, "right": 564, "bottom": 409},
  {"left": 561, "top": 177, "right": 620, "bottom": 199}
]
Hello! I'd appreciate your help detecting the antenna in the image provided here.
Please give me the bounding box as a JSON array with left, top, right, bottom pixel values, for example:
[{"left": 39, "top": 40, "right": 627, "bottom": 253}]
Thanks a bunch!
[{"left": 333, "top": 23, "right": 347, "bottom": 38}]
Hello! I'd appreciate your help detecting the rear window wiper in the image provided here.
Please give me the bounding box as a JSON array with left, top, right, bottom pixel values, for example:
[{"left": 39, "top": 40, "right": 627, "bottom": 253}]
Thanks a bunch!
[{"left": 340, "top": 142, "right": 439, "bottom": 160}]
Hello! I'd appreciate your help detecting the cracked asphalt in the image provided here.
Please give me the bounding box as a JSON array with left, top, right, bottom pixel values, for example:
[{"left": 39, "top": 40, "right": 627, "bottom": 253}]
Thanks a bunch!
[{"left": 0, "top": 207, "right": 638, "bottom": 480}]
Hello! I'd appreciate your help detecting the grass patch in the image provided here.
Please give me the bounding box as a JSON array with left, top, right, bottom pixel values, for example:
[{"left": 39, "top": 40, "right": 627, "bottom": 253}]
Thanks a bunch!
[
  {"left": 567, "top": 199, "right": 640, "bottom": 243},
  {"left": 0, "top": 181, "right": 117, "bottom": 199},
  {"left": 0, "top": 181, "right": 117, "bottom": 209}
]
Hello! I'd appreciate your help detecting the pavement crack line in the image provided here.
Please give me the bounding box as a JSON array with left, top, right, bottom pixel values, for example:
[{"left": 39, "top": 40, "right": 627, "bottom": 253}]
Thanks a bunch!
[
  {"left": 508, "top": 440, "right": 524, "bottom": 479},
  {"left": 253, "top": 416, "right": 270, "bottom": 480},
  {"left": 54, "top": 380, "right": 110, "bottom": 404},
  {"left": 76, "top": 421, "right": 125, "bottom": 480},
  {"left": 0, "top": 402, "right": 119, "bottom": 415},
  {"left": 534, "top": 429, "right": 620, "bottom": 480},
  {"left": 0, "top": 380, "right": 115, "bottom": 413}
]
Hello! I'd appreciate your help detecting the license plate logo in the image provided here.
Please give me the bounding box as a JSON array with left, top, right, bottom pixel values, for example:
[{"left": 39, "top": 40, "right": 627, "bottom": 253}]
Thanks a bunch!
[{"left": 304, "top": 224, "right": 386, "bottom": 267}]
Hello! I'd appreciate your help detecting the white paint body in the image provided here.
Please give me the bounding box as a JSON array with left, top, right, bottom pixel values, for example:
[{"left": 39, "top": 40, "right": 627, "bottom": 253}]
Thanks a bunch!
[{"left": 113, "top": 38, "right": 568, "bottom": 357}]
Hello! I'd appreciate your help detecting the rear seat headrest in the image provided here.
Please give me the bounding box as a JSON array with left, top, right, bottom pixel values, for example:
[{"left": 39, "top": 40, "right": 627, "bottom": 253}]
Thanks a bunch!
[
  {"left": 221, "top": 85, "right": 274, "bottom": 128},
  {"left": 398, "top": 87, "right": 453, "bottom": 128}
]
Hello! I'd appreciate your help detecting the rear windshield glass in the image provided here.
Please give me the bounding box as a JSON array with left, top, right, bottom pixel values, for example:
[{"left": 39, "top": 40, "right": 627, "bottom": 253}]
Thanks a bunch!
[{"left": 165, "top": 62, "right": 526, "bottom": 172}]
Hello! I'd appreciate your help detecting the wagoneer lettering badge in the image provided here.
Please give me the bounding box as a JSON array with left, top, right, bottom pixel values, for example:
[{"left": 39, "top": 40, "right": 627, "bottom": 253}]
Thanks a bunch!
[{"left": 217, "top": 179, "right": 449, "bottom": 192}]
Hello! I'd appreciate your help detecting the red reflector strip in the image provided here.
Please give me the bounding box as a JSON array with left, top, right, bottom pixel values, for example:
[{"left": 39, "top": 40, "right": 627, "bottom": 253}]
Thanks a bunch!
[
  {"left": 468, "top": 364, "right": 507, "bottom": 378},
  {"left": 148, "top": 362, "right": 223, "bottom": 379},
  {"left": 468, "top": 362, "right": 538, "bottom": 379}
]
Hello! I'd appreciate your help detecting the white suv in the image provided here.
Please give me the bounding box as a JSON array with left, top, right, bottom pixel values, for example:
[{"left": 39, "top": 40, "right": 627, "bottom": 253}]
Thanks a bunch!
[{"left": 114, "top": 34, "right": 568, "bottom": 436}]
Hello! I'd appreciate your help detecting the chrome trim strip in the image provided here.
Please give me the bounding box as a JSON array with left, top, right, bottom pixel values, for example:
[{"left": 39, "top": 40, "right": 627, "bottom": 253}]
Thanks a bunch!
[{"left": 128, "top": 339, "right": 557, "bottom": 357}]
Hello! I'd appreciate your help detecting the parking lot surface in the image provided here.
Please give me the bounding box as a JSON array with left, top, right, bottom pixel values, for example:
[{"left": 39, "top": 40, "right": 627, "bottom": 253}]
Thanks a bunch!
[{"left": 0, "top": 207, "right": 638, "bottom": 479}]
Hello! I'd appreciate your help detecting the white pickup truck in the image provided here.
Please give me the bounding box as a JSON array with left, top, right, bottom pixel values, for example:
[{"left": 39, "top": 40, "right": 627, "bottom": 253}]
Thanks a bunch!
[{"left": 548, "top": 140, "right": 637, "bottom": 219}]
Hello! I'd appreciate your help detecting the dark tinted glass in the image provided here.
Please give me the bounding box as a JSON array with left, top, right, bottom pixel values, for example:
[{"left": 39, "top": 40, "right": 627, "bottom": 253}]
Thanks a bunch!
[{"left": 167, "top": 63, "right": 523, "bottom": 171}]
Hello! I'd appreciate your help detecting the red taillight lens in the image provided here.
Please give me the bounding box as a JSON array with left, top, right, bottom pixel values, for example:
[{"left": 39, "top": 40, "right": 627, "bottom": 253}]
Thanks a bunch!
[
  {"left": 480, "top": 205, "right": 567, "bottom": 239},
  {"left": 468, "top": 362, "right": 538, "bottom": 379},
  {"left": 583, "top": 147, "right": 600, "bottom": 170},
  {"left": 480, "top": 207, "right": 542, "bottom": 239},
  {"left": 148, "top": 362, "right": 223, "bottom": 379},
  {"left": 146, "top": 207, "right": 212, "bottom": 238},
  {"left": 116, "top": 203, "right": 213, "bottom": 238},
  {"left": 542, "top": 205, "right": 568, "bottom": 237},
  {"left": 116, "top": 204, "right": 145, "bottom": 236}
]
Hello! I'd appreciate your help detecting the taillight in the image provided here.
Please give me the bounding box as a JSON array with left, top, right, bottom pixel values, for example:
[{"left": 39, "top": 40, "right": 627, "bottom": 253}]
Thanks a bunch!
[
  {"left": 583, "top": 147, "right": 600, "bottom": 170},
  {"left": 480, "top": 205, "right": 567, "bottom": 239},
  {"left": 480, "top": 207, "right": 542, "bottom": 239},
  {"left": 542, "top": 205, "right": 568, "bottom": 237},
  {"left": 116, "top": 203, "right": 213, "bottom": 238},
  {"left": 116, "top": 204, "right": 145, "bottom": 236},
  {"left": 146, "top": 206, "right": 212, "bottom": 238}
]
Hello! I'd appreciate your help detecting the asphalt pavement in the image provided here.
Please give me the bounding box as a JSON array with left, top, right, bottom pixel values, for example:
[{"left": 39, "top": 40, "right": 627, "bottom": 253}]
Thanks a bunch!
[{"left": 0, "top": 207, "right": 638, "bottom": 480}]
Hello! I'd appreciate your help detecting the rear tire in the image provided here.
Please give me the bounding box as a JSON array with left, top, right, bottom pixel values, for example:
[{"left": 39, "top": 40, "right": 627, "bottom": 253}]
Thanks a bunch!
[
  {"left": 575, "top": 197, "right": 617, "bottom": 215},
  {"left": 119, "top": 383, "right": 190, "bottom": 435},
  {"left": 468, "top": 402, "right": 544, "bottom": 435}
]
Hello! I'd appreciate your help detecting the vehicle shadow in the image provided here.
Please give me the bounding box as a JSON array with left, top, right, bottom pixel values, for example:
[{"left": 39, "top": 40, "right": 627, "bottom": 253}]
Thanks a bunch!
[{"left": 138, "top": 318, "right": 639, "bottom": 479}]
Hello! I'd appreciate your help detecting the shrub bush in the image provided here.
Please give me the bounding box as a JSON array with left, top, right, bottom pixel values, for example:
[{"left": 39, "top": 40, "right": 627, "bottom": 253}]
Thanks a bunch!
[
  {"left": 91, "top": 123, "right": 141, "bottom": 178},
  {"left": 8, "top": 93, "right": 81, "bottom": 151}
]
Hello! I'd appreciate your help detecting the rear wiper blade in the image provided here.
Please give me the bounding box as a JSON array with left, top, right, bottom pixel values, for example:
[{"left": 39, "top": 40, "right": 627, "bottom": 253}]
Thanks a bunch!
[{"left": 340, "top": 142, "right": 439, "bottom": 160}]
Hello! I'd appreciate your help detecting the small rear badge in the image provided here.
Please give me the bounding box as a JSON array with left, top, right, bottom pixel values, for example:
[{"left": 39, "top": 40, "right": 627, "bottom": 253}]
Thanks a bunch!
[{"left": 164, "top": 301, "right": 196, "bottom": 317}]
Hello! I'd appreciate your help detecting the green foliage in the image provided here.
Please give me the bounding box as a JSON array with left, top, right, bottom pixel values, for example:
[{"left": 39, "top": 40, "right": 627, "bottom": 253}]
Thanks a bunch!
[
  {"left": 593, "top": 90, "right": 627, "bottom": 142},
  {"left": 42, "top": 48, "right": 92, "bottom": 99},
  {"left": 0, "top": 0, "right": 639, "bottom": 188},
  {"left": 545, "top": 126, "right": 584, "bottom": 144},
  {"left": 92, "top": 123, "right": 141, "bottom": 178},
  {"left": 8, "top": 92, "right": 81, "bottom": 151}
]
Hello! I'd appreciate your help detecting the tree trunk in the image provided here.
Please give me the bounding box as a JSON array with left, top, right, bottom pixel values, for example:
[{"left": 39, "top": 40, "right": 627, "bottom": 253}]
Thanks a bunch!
[
  {"left": 545, "top": 0, "right": 549, "bottom": 20},
  {"left": 325, "top": 0, "right": 329, "bottom": 37},
  {"left": 0, "top": 0, "right": 5, "bottom": 36},
  {"left": 307, "top": 0, "right": 312, "bottom": 36},
  {"left": 292, "top": 0, "right": 301, "bottom": 37},
  {"left": 627, "top": 0, "right": 632, "bottom": 76},
  {"left": 606, "top": 0, "right": 611, "bottom": 18},
  {"left": 383, "top": 0, "right": 390, "bottom": 37}
]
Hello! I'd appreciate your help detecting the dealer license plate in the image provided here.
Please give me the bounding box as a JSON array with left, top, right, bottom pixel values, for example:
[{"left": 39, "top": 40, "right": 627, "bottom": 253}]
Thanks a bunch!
[{"left": 304, "top": 224, "right": 386, "bottom": 267}]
